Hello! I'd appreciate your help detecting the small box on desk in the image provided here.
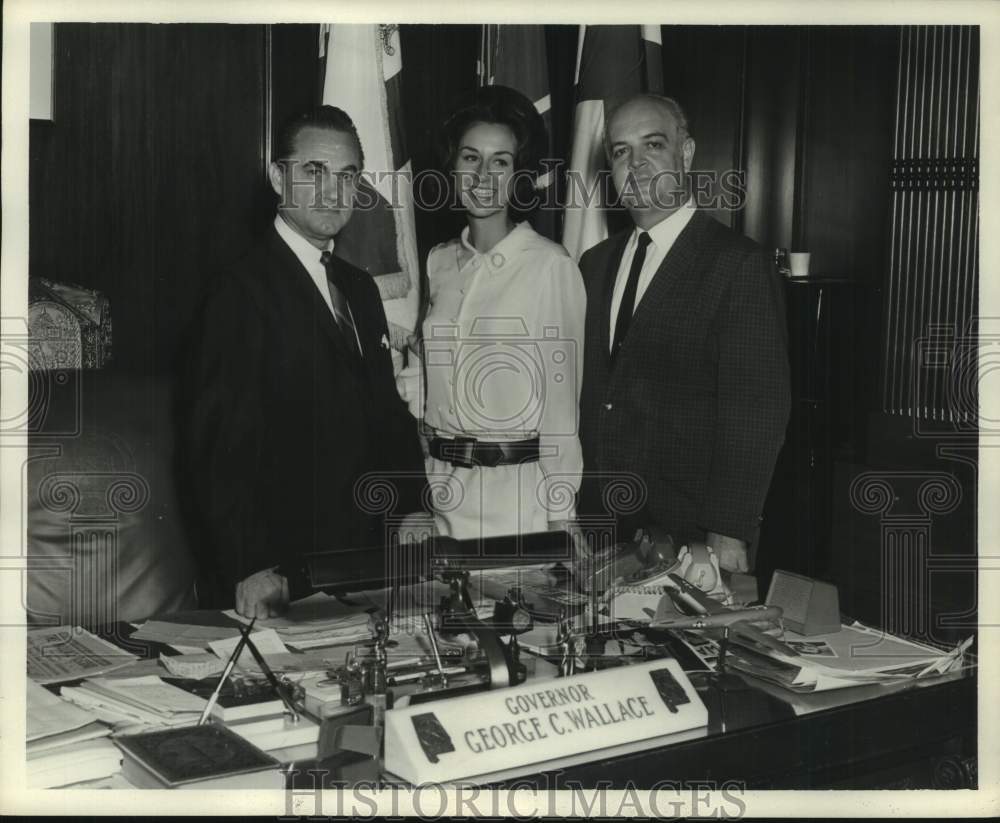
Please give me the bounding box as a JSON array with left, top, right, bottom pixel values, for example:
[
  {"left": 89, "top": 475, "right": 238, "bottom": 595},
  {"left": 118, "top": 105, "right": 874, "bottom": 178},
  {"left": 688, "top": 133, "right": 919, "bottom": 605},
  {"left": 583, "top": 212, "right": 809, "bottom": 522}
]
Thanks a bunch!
[{"left": 765, "top": 570, "right": 840, "bottom": 636}]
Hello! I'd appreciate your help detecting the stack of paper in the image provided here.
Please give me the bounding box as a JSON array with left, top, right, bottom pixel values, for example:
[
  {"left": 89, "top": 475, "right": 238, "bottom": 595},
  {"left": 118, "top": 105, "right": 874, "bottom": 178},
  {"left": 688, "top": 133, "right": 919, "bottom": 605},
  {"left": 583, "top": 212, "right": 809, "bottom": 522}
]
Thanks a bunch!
[
  {"left": 725, "top": 621, "right": 972, "bottom": 693},
  {"left": 208, "top": 628, "right": 289, "bottom": 664},
  {"left": 26, "top": 680, "right": 120, "bottom": 788},
  {"left": 27, "top": 737, "right": 124, "bottom": 789},
  {"left": 159, "top": 652, "right": 227, "bottom": 680},
  {"left": 225, "top": 593, "right": 374, "bottom": 650},
  {"left": 60, "top": 675, "right": 207, "bottom": 731},
  {"left": 28, "top": 679, "right": 100, "bottom": 742},
  {"left": 130, "top": 620, "right": 243, "bottom": 648},
  {"left": 98, "top": 658, "right": 178, "bottom": 679}
]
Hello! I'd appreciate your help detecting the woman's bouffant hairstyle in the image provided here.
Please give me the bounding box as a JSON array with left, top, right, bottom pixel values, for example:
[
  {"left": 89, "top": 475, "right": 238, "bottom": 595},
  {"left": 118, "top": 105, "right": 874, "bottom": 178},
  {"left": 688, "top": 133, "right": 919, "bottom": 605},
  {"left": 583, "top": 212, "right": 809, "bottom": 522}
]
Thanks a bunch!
[{"left": 437, "top": 85, "right": 549, "bottom": 212}]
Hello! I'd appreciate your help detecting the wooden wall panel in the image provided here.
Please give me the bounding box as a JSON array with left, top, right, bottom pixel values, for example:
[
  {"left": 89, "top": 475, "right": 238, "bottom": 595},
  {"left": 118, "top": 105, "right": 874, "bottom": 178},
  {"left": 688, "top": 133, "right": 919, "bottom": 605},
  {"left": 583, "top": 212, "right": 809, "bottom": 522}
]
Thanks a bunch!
[
  {"left": 661, "top": 25, "right": 747, "bottom": 229},
  {"left": 801, "top": 27, "right": 899, "bottom": 448},
  {"left": 263, "top": 24, "right": 323, "bottom": 235},
  {"left": 800, "top": 26, "right": 898, "bottom": 281},
  {"left": 741, "top": 26, "right": 802, "bottom": 252}
]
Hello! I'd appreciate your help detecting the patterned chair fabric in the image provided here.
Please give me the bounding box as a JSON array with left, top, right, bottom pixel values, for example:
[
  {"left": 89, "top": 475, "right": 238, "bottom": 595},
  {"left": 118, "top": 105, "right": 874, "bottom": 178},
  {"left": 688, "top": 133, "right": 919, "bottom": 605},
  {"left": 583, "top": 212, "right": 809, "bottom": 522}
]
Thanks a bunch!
[{"left": 29, "top": 277, "right": 112, "bottom": 369}]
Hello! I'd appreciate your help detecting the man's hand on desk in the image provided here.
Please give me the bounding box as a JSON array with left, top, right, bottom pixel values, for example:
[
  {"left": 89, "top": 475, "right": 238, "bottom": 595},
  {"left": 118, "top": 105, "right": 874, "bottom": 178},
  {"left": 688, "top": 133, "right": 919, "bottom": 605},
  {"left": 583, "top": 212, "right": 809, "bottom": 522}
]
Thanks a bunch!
[
  {"left": 548, "top": 519, "right": 593, "bottom": 566},
  {"left": 235, "top": 567, "right": 289, "bottom": 618},
  {"left": 707, "top": 532, "right": 749, "bottom": 573},
  {"left": 395, "top": 510, "right": 438, "bottom": 545}
]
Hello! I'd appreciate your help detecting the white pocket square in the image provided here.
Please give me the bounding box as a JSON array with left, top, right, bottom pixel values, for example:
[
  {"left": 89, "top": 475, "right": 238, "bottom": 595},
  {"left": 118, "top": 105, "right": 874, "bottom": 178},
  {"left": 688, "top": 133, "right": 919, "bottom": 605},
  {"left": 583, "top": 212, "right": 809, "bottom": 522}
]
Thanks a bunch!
[{"left": 380, "top": 334, "right": 391, "bottom": 350}]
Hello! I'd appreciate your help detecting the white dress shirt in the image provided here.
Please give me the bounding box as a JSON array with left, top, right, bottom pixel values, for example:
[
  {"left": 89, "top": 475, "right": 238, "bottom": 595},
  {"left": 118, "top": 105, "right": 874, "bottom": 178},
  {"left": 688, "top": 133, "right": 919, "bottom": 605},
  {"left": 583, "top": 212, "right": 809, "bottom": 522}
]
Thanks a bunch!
[
  {"left": 608, "top": 198, "right": 697, "bottom": 351},
  {"left": 401, "top": 221, "right": 586, "bottom": 539},
  {"left": 274, "top": 215, "right": 336, "bottom": 314},
  {"left": 274, "top": 215, "right": 363, "bottom": 354}
]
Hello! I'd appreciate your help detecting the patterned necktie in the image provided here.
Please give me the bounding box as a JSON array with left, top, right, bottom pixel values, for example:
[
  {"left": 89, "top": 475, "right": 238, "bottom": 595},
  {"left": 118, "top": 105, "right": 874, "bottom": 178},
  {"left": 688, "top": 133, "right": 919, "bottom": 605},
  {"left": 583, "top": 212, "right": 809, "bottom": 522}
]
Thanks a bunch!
[
  {"left": 611, "top": 231, "right": 652, "bottom": 358},
  {"left": 320, "top": 250, "right": 361, "bottom": 357}
]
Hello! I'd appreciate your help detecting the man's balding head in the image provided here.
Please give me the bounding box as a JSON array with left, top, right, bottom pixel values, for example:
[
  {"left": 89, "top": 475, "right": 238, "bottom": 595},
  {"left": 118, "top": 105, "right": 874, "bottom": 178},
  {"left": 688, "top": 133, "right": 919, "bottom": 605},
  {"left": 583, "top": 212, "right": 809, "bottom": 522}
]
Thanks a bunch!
[
  {"left": 605, "top": 94, "right": 696, "bottom": 227},
  {"left": 605, "top": 94, "right": 692, "bottom": 158}
]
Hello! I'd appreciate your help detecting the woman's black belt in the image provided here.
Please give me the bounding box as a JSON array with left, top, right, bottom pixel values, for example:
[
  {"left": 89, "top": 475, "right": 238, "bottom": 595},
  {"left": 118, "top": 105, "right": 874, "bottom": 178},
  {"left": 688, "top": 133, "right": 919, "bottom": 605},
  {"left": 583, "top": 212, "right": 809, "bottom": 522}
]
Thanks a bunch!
[{"left": 429, "top": 435, "right": 540, "bottom": 468}]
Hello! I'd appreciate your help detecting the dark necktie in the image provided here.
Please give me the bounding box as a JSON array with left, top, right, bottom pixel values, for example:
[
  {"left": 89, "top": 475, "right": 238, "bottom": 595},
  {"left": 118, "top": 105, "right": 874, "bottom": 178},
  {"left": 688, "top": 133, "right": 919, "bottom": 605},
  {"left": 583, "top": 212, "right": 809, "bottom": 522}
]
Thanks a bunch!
[
  {"left": 320, "top": 250, "right": 361, "bottom": 357},
  {"left": 611, "top": 231, "right": 652, "bottom": 359}
]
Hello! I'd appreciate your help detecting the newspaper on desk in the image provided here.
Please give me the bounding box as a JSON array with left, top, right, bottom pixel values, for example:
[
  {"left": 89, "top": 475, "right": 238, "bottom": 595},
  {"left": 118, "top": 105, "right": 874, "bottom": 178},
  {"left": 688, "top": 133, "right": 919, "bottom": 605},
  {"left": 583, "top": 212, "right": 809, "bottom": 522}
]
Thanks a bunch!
[{"left": 28, "top": 625, "right": 139, "bottom": 685}]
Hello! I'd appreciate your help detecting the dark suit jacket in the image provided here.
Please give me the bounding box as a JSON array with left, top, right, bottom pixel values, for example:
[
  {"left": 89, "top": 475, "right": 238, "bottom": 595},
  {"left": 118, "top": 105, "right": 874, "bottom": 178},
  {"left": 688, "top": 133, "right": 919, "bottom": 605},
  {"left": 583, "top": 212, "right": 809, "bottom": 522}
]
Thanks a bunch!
[
  {"left": 578, "top": 209, "right": 791, "bottom": 549},
  {"left": 178, "top": 226, "right": 426, "bottom": 607}
]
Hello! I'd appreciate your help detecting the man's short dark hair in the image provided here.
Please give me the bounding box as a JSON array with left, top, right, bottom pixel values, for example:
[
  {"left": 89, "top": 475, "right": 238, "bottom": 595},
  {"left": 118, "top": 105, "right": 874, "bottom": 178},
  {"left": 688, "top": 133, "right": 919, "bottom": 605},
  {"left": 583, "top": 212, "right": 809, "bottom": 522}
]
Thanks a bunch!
[{"left": 273, "top": 105, "right": 365, "bottom": 167}]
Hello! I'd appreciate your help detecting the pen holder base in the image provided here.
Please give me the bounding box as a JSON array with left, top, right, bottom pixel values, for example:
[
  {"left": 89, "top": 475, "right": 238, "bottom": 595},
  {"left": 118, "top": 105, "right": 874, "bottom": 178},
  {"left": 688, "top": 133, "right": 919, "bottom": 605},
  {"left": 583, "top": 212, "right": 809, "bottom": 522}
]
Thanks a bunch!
[{"left": 318, "top": 704, "right": 376, "bottom": 760}]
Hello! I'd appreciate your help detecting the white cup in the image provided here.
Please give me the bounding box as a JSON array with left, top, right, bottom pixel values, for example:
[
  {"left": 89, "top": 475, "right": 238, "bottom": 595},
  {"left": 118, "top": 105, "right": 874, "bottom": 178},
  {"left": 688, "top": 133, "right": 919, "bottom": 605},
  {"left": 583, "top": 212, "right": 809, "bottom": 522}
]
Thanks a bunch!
[{"left": 788, "top": 252, "right": 811, "bottom": 278}]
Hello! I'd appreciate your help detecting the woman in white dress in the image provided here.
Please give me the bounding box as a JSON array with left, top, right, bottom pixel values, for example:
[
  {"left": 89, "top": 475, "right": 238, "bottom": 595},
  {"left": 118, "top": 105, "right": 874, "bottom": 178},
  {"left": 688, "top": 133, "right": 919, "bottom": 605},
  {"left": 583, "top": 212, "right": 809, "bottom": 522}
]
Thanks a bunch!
[{"left": 399, "top": 86, "right": 586, "bottom": 540}]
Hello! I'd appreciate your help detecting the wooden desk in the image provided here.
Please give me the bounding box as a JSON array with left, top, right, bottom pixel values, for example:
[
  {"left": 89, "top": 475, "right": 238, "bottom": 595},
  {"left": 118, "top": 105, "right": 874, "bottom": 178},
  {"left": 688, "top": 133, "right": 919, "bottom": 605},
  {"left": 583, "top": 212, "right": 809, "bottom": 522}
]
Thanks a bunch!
[
  {"left": 498, "top": 670, "right": 975, "bottom": 789},
  {"left": 288, "top": 655, "right": 976, "bottom": 791},
  {"left": 93, "top": 619, "right": 976, "bottom": 790}
]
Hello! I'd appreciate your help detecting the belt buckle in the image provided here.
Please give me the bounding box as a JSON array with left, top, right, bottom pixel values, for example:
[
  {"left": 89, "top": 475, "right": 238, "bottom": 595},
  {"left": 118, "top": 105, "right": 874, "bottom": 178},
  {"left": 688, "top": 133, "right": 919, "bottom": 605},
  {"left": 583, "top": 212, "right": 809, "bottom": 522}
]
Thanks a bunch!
[{"left": 449, "top": 436, "right": 477, "bottom": 469}]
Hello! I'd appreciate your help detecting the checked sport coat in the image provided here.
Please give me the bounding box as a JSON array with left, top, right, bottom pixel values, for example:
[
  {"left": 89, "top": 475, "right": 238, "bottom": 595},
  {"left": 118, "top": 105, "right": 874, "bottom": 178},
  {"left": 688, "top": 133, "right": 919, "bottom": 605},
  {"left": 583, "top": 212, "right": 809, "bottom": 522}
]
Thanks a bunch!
[{"left": 577, "top": 208, "right": 791, "bottom": 549}]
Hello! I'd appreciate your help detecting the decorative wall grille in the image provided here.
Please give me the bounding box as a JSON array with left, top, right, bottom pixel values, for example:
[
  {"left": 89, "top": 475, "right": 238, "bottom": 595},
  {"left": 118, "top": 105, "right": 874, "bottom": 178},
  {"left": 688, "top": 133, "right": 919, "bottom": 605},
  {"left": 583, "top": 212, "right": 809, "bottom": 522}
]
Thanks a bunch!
[{"left": 883, "top": 26, "right": 979, "bottom": 421}]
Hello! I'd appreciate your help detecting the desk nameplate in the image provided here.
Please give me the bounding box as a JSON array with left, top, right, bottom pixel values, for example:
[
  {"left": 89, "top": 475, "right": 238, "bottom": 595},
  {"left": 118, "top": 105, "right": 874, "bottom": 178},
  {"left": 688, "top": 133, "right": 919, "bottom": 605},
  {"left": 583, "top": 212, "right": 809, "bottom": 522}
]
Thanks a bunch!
[{"left": 383, "top": 659, "right": 708, "bottom": 784}]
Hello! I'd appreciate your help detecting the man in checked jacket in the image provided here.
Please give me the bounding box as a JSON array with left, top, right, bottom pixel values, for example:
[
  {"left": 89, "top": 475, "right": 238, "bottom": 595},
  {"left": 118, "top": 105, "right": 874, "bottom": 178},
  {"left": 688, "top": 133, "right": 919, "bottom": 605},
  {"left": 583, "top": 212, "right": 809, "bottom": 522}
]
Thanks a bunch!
[{"left": 577, "top": 93, "right": 791, "bottom": 574}]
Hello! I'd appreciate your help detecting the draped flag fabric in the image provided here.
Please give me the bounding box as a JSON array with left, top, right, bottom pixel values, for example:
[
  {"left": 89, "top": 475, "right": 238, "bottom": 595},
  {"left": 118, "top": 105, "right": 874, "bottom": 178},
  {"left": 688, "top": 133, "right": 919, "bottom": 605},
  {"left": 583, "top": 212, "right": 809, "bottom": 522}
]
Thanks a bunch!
[
  {"left": 562, "top": 25, "right": 664, "bottom": 261},
  {"left": 478, "top": 25, "right": 558, "bottom": 240},
  {"left": 320, "top": 24, "right": 419, "bottom": 372}
]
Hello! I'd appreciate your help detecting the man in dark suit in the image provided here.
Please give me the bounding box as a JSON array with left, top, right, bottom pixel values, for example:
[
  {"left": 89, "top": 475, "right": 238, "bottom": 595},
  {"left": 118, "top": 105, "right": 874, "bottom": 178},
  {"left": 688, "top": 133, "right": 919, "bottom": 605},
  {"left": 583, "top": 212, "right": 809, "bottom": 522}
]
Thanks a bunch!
[
  {"left": 180, "top": 106, "right": 426, "bottom": 616},
  {"left": 577, "top": 94, "right": 790, "bottom": 574}
]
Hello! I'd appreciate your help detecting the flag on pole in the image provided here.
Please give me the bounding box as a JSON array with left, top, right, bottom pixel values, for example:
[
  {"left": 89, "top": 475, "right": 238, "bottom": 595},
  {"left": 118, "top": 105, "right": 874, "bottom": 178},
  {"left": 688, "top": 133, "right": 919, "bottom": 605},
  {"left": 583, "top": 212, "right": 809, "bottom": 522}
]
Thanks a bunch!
[
  {"left": 320, "top": 24, "right": 419, "bottom": 373},
  {"left": 562, "top": 25, "right": 664, "bottom": 261},
  {"left": 478, "top": 25, "right": 559, "bottom": 240}
]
